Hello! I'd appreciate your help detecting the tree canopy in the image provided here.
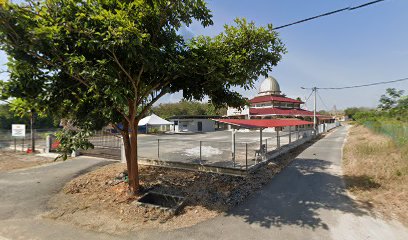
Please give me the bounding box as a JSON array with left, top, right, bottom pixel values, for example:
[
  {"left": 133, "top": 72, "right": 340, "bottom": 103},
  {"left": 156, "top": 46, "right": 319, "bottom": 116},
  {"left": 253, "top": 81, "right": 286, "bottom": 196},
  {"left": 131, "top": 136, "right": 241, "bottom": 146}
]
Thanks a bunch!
[
  {"left": 348, "top": 88, "right": 407, "bottom": 123},
  {"left": 152, "top": 100, "right": 227, "bottom": 119},
  {"left": 378, "top": 88, "right": 405, "bottom": 111},
  {"left": 0, "top": 0, "right": 286, "bottom": 193}
]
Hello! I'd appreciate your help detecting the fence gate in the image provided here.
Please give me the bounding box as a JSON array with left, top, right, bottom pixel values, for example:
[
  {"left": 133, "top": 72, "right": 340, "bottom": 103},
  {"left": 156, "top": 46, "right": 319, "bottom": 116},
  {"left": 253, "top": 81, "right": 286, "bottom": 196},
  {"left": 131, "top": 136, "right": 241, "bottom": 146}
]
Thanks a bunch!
[{"left": 81, "top": 130, "right": 122, "bottom": 160}]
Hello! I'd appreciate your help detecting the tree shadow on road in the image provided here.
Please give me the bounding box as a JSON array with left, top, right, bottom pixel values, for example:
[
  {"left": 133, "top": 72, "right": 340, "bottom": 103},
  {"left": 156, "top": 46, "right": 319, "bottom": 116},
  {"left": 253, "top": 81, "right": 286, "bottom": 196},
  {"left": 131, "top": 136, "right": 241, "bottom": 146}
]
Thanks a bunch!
[{"left": 223, "top": 158, "right": 374, "bottom": 230}]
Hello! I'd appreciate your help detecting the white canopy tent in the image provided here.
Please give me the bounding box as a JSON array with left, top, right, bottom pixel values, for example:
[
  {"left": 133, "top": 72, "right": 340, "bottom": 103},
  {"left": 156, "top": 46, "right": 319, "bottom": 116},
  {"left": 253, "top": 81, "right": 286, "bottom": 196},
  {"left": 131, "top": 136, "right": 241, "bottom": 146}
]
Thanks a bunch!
[{"left": 138, "top": 114, "right": 172, "bottom": 133}]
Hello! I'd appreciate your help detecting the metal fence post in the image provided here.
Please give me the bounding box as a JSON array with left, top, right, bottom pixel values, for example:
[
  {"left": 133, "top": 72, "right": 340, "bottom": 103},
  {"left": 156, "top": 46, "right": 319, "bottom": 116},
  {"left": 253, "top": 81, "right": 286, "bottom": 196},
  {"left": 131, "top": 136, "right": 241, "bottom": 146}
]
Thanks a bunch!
[
  {"left": 45, "top": 135, "right": 51, "bottom": 153},
  {"left": 22, "top": 138, "right": 24, "bottom": 152},
  {"left": 265, "top": 139, "right": 268, "bottom": 154},
  {"left": 289, "top": 126, "right": 292, "bottom": 143},
  {"left": 120, "top": 137, "right": 126, "bottom": 163},
  {"left": 157, "top": 139, "right": 160, "bottom": 160},
  {"left": 231, "top": 130, "right": 236, "bottom": 166},
  {"left": 233, "top": 140, "right": 236, "bottom": 167},
  {"left": 276, "top": 130, "right": 280, "bottom": 148},
  {"left": 199, "top": 141, "right": 202, "bottom": 163},
  {"left": 245, "top": 143, "right": 248, "bottom": 171}
]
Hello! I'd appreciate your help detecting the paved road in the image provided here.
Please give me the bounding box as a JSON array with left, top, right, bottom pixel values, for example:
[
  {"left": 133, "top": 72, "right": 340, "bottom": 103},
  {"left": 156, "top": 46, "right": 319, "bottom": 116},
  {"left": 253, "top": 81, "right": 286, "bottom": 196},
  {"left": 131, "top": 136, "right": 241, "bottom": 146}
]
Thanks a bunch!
[
  {"left": 84, "top": 129, "right": 302, "bottom": 167},
  {"left": 1, "top": 126, "right": 407, "bottom": 239}
]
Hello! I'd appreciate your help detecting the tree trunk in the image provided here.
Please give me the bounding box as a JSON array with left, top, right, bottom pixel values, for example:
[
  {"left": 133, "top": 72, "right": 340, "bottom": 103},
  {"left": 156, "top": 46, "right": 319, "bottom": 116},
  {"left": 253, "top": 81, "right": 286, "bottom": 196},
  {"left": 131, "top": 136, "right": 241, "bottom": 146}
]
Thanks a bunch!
[
  {"left": 128, "top": 121, "right": 140, "bottom": 194},
  {"left": 120, "top": 121, "right": 131, "bottom": 179}
]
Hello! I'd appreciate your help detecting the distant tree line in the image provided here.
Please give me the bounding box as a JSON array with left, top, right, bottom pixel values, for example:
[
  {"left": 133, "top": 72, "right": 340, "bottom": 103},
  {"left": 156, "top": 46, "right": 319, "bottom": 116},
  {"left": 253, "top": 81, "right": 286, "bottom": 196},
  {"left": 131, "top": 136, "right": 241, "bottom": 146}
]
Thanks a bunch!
[
  {"left": 0, "top": 104, "right": 59, "bottom": 129},
  {"left": 151, "top": 100, "right": 227, "bottom": 119},
  {"left": 344, "top": 88, "right": 407, "bottom": 146},
  {"left": 344, "top": 88, "right": 407, "bottom": 123}
]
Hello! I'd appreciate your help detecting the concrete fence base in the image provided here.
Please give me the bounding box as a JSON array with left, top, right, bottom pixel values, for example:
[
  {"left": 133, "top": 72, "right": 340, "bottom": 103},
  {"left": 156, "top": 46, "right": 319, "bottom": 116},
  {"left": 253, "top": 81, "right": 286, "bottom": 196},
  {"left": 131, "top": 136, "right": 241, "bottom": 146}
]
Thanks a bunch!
[
  {"left": 247, "top": 136, "right": 314, "bottom": 173},
  {"left": 117, "top": 124, "right": 339, "bottom": 176},
  {"left": 119, "top": 135, "right": 315, "bottom": 176}
]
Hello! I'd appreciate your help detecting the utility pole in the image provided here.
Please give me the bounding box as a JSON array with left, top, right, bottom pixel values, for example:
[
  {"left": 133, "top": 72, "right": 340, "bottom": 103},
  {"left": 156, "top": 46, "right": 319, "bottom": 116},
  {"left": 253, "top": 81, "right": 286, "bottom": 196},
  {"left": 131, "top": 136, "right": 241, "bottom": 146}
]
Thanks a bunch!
[
  {"left": 301, "top": 86, "right": 318, "bottom": 135},
  {"left": 313, "top": 87, "right": 317, "bottom": 134}
]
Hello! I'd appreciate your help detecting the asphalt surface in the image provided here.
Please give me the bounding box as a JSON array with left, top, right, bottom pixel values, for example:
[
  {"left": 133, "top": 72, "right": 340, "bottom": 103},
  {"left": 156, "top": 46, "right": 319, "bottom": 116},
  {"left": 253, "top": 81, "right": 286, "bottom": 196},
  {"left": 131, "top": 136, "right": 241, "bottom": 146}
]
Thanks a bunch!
[
  {"left": 1, "top": 126, "right": 407, "bottom": 239},
  {"left": 83, "top": 129, "right": 302, "bottom": 167}
]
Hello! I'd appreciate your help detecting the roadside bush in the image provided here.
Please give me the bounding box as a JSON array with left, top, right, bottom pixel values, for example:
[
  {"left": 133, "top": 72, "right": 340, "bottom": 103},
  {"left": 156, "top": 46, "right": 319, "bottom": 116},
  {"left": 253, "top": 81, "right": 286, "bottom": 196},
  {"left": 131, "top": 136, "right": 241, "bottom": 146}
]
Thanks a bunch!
[{"left": 363, "top": 121, "right": 408, "bottom": 147}]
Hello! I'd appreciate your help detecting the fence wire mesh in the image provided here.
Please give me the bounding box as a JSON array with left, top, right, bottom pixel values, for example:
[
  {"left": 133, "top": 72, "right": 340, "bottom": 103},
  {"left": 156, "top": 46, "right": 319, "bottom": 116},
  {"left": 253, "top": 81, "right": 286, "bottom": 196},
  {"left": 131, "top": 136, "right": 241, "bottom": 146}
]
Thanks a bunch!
[
  {"left": 135, "top": 129, "right": 315, "bottom": 170},
  {"left": 0, "top": 129, "right": 59, "bottom": 152},
  {"left": 0, "top": 125, "right": 319, "bottom": 171},
  {"left": 364, "top": 121, "right": 408, "bottom": 146}
]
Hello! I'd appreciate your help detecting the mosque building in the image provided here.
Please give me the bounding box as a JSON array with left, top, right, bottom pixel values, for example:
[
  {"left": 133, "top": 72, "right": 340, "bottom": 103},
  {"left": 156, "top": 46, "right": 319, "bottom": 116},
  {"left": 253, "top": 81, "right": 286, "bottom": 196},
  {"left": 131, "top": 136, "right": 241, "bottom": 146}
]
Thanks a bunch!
[{"left": 227, "top": 76, "right": 334, "bottom": 124}]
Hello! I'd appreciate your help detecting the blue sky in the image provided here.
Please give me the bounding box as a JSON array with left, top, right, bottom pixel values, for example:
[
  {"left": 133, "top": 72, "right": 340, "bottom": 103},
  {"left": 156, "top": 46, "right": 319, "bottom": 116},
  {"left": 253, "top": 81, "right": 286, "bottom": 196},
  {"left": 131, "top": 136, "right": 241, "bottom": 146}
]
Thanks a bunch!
[{"left": 1, "top": 0, "right": 407, "bottom": 110}]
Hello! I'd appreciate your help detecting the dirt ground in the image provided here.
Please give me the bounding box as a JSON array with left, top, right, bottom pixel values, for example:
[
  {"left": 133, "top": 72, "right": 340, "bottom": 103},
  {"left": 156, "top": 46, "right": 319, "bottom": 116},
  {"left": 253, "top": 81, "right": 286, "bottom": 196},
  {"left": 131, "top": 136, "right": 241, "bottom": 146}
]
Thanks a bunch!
[
  {"left": 44, "top": 138, "right": 317, "bottom": 235},
  {"left": 343, "top": 124, "right": 408, "bottom": 226},
  {"left": 0, "top": 150, "right": 55, "bottom": 172}
]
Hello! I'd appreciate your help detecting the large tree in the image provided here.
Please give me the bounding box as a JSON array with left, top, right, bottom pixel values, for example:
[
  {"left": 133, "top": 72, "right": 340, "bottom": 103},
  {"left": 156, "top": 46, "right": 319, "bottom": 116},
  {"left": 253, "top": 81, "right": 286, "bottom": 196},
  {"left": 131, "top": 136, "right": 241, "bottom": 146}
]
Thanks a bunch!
[
  {"left": 0, "top": 0, "right": 286, "bottom": 194},
  {"left": 378, "top": 88, "right": 405, "bottom": 110},
  {"left": 0, "top": 57, "right": 50, "bottom": 152},
  {"left": 152, "top": 100, "right": 227, "bottom": 119}
]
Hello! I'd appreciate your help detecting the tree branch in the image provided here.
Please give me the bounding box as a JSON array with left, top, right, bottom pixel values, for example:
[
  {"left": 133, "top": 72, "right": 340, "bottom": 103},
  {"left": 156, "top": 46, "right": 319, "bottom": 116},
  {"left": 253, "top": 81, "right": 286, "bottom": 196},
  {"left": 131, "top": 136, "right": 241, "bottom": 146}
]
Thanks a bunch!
[
  {"left": 136, "top": 89, "right": 168, "bottom": 121},
  {"left": 24, "top": 51, "right": 90, "bottom": 87},
  {"left": 135, "top": 64, "right": 144, "bottom": 90},
  {"left": 109, "top": 49, "right": 137, "bottom": 92},
  {"left": 136, "top": 74, "right": 177, "bottom": 106}
]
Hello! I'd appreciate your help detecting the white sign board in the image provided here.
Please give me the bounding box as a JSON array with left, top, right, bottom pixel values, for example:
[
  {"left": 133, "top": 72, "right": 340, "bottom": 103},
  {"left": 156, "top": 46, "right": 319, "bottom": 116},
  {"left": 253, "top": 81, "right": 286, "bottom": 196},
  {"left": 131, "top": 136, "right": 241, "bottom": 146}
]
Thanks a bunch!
[{"left": 12, "top": 124, "right": 26, "bottom": 137}]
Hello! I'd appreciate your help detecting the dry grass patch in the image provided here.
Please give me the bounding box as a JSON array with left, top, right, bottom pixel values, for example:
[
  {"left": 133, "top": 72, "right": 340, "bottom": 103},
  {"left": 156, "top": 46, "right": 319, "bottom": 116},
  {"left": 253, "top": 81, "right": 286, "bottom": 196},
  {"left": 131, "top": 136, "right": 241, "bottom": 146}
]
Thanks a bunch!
[
  {"left": 44, "top": 137, "right": 318, "bottom": 235},
  {"left": 45, "top": 163, "right": 283, "bottom": 234},
  {"left": 0, "top": 150, "right": 54, "bottom": 172},
  {"left": 343, "top": 124, "right": 408, "bottom": 225}
]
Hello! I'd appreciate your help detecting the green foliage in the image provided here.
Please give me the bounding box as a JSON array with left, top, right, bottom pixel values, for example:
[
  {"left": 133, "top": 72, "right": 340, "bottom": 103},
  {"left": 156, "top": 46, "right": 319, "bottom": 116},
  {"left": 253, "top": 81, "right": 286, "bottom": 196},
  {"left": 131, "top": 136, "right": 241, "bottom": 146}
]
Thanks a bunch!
[
  {"left": 152, "top": 100, "right": 226, "bottom": 119},
  {"left": 344, "top": 107, "right": 372, "bottom": 120},
  {"left": 364, "top": 121, "right": 407, "bottom": 147},
  {"left": 318, "top": 110, "right": 331, "bottom": 116},
  {"left": 378, "top": 88, "right": 404, "bottom": 110},
  {"left": 351, "top": 88, "right": 408, "bottom": 147},
  {"left": 351, "top": 88, "right": 408, "bottom": 123},
  {"left": 0, "top": 0, "right": 286, "bottom": 191},
  {"left": 0, "top": 104, "right": 58, "bottom": 129},
  {"left": 0, "top": 0, "right": 285, "bottom": 129},
  {"left": 0, "top": 104, "right": 22, "bottom": 128},
  {"left": 55, "top": 129, "right": 94, "bottom": 161}
]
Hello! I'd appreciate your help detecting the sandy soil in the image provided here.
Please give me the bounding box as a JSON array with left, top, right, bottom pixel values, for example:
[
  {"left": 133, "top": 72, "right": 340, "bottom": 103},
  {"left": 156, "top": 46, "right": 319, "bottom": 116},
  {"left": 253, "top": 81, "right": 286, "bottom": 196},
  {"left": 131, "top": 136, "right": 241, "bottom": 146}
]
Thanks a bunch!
[
  {"left": 44, "top": 138, "right": 316, "bottom": 235},
  {"left": 343, "top": 124, "right": 408, "bottom": 226},
  {"left": 0, "top": 150, "right": 55, "bottom": 172}
]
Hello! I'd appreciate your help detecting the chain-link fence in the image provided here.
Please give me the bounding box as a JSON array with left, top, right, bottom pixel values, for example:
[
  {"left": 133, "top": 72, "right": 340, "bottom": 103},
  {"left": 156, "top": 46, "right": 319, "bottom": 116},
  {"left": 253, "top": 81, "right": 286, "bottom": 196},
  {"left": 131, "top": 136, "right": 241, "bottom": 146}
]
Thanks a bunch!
[
  {"left": 364, "top": 121, "right": 408, "bottom": 146},
  {"left": 0, "top": 129, "right": 59, "bottom": 152},
  {"left": 137, "top": 129, "right": 314, "bottom": 170},
  {"left": 0, "top": 124, "right": 320, "bottom": 172},
  {"left": 81, "top": 130, "right": 122, "bottom": 160}
]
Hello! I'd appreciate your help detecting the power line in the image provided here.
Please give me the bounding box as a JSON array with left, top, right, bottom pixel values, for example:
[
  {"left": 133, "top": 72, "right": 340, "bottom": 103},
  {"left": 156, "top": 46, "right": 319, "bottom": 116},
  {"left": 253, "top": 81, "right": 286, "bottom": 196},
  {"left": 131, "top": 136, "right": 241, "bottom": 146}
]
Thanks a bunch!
[
  {"left": 317, "top": 91, "right": 330, "bottom": 110},
  {"left": 313, "top": 77, "right": 408, "bottom": 90},
  {"left": 304, "top": 90, "right": 314, "bottom": 103},
  {"left": 302, "top": 90, "right": 314, "bottom": 110},
  {"left": 273, "top": 0, "right": 385, "bottom": 30}
]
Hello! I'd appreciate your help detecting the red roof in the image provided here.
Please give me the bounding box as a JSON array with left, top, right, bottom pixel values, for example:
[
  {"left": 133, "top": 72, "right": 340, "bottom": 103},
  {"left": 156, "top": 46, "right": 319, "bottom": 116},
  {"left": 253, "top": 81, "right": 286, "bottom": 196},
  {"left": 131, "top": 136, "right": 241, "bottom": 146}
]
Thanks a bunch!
[
  {"left": 250, "top": 95, "right": 304, "bottom": 104},
  {"left": 316, "top": 116, "right": 334, "bottom": 120},
  {"left": 250, "top": 108, "right": 316, "bottom": 116},
  {"left": 214, "top": 119, "right": 313, "bottom": 128}
]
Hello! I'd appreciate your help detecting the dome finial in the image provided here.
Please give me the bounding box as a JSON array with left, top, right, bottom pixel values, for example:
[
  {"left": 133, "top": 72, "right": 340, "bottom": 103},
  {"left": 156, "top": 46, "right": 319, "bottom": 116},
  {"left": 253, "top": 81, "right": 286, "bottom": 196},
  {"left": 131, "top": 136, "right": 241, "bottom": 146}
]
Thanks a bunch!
[{"left": 258, "top": 76, "right": 281, "bottom": 96}]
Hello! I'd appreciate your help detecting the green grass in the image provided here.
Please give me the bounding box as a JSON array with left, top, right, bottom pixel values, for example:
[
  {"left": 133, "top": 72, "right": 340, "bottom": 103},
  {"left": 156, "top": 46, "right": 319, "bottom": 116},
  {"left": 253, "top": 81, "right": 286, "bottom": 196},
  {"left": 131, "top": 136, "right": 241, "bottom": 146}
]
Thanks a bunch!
[{"left": 363, "top": 121, "right": 408, "bottom": 147}]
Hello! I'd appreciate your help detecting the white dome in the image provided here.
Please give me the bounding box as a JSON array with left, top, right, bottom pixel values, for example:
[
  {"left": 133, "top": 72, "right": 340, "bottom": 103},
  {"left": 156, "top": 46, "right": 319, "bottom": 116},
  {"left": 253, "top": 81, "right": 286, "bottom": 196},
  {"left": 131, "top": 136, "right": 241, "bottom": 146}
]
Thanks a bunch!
[{"left": 258, "top": 76, "right": 281, "bottom": 96}]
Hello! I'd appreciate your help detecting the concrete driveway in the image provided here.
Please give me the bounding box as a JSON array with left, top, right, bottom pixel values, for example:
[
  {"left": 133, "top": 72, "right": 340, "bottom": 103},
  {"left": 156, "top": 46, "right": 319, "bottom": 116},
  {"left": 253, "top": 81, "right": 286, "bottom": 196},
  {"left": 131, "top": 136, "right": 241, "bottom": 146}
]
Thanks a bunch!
[{"left": 1, "top": 126, "right": 407, "bottom": 240}]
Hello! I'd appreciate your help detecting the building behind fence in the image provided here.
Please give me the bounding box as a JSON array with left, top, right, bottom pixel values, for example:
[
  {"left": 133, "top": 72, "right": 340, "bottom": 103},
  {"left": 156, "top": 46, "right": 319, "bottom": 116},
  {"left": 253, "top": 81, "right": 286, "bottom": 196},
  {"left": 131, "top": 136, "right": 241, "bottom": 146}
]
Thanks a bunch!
[{"left": 0, "top": 122, "right": 341, "bottom": 174}]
